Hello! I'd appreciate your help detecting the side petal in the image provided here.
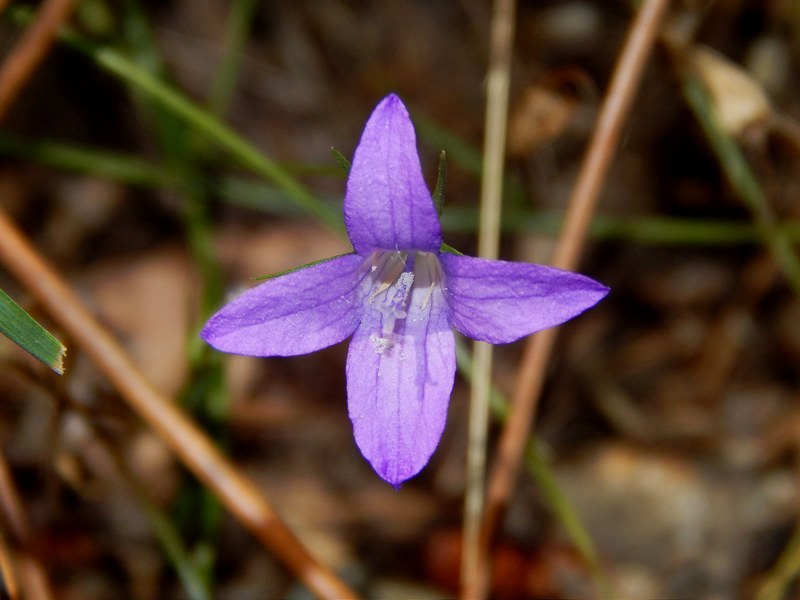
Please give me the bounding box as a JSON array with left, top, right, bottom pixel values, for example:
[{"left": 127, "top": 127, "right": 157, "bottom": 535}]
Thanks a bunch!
[
  {"left": 344, "top": 94, "right": 442, "bottom": 254},
  {"left": 441, "top": 254, "right": 609, "bottom": 344},
  {"left": 202, "top": 254, "right": 364, "bottom": 357},
  {"left": 346, "top": 282, "right": 454, "bottom": 485}
]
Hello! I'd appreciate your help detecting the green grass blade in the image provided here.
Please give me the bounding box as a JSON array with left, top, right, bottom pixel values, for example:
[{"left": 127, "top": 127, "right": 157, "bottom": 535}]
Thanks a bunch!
[
  {"left": 0, "top": 289, "right": 65, "bottom": 374},
  {"left": 84, "top": 41, "right": 342, "bottom": 230},
  {"left": 7, "top": 5, "right": 341, "bottom": 231},
  {"left": 0, "top": 132, "right": 171, "bottom": 186},
  {"left": 207, "top": 0, "right": 260, "bottom": 118},
  {"left": 681, "top": 73, "right": 800, "bottom": 295}
]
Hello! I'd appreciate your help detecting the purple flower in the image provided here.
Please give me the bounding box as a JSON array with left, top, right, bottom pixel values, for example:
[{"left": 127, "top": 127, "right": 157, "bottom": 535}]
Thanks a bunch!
[{"left": 202, "top": 94, "right": 608, "bottom": 485}]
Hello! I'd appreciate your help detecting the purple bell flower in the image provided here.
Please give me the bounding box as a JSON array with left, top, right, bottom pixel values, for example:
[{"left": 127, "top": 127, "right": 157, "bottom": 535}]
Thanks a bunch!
[{"left": 202, "top": 94, "right": 608, "bottom": 485}]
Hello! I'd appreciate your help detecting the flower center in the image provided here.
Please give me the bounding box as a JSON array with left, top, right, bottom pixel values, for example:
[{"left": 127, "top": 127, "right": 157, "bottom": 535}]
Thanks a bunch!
[{"left": 364, "top": 250, "right": 444, "bottom": 353}]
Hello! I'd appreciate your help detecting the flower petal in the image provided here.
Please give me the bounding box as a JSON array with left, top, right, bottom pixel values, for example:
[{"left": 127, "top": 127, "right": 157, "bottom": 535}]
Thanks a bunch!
[
  {"left": 440, "top": 254, "right": 609, "bottom": 344},
  {"left": 202, "top": 254, "right": 364, "bottom": 356},
  {"left": 344, "top": 94, "right": 442, "bottom": 254},
  {"left": 346, "top": 274, "right": 454, "bottom": 485}
]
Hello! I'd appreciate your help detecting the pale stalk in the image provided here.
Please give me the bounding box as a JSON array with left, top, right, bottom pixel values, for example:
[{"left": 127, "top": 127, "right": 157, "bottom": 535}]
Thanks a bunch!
[
  {"left": 479, "top": 1, "right": 673, "bottom": 597},
  {"left": 461, "top": 0, "right": 515, "bottom": 598}
]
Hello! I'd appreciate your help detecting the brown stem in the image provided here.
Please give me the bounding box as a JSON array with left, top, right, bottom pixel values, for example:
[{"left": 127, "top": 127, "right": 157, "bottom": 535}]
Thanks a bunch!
[
  {"left": 478, "top": 0, "right": 673, "bottom": 584},
  {"left": 0, "top": 0, "right": 76, "bottom": 121},
  {"left": 0, "top": 451, "right": 54, "bottom": 600},
  {"left": 0, "top": 210, "right": 359, "bottom": 600}
]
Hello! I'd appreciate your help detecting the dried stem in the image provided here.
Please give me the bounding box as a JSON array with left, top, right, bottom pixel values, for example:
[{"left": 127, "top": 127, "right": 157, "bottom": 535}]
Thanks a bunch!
[
  {"left": 0, "top": 451, "right": 54, "bottom": 600},
  {"left": 0, "top": 451, "right": 31, "bottom": 545},
  {"left": 479, "top": 0, "right": 672, "bottom": 584},
  {"left": 461, "top": 0, "right": 516, "bottom": 598},
  {"left": 0, "top": 529, "right": 19, "bottom": 600},
  {"left": 0, "top": 210, "right": 359, "bottom": 600},
  {"left": 0, "top": 0, "right": 76, "bottom": 121}
]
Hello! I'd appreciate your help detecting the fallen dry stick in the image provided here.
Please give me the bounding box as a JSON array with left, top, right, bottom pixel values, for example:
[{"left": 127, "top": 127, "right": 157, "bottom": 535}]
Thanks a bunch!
[
  {"left": 478, "top": 0, "right": 673, "bottom": 587},
  {"left": 0, "top": 450, "right": 54, "bottom": 600},
  {"left": 0, "top": 210, "right": 359, "bottom": 600},
  {"left": 0, "top": 0, "right": 76, "bottom": 121}
]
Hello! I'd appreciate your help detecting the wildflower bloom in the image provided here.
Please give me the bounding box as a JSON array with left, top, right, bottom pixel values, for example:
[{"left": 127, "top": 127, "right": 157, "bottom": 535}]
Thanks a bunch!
[{"left": 202, "top": 94, "right": 608, "bottom": 485}]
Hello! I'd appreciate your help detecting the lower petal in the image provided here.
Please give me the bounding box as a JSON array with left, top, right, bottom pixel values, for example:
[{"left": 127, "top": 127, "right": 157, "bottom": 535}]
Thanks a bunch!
[
  {"left": 202, "top": 254, "right": 364, "bottom": 356},
  {"left": 346, "top": 290, "right": 455, "bottom": 485}
]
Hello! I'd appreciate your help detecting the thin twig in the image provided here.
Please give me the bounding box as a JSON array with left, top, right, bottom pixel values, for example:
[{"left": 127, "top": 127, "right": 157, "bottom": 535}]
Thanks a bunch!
[
  {"left": 0, "top": 0, "right": 76, "bottom": 121},
  {"left": 479, "top": 0, "right": 672, "bottom": 590},
  {"left": 461, "top": 0, "right": 515, "bottom": 598},
  {"left": 0, "top": 528, "right": 19, "bottom": 600},
  {"left": 0, "top": 452, "right": 31, "bottom": 545},
  {"left": 0, "top": 210, "right": 359, "bottom": 600},
  {"left": 0, "top": 452, "right": 54, "bottom": 600}
]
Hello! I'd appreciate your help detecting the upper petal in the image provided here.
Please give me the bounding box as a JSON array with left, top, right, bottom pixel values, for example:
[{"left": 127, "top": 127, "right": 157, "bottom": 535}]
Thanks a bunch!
[
  {"left": 344, "top": 94, "right": 442, "bottom": 254},
  {"left": 441, "top": 253, "right": 609, "bottom": 344},
  {"left": 202, "top": 254, "right": 364, "bottom": 356},
  {"left": 346, "top": 267, "right": 454, "bottom": 485}
]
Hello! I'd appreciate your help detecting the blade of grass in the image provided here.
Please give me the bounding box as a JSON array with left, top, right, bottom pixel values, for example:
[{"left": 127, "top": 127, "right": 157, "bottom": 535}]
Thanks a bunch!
[
  {"left": 207, "top": 0, "right": 259, "bottom": 118},
  {"left": 86, "top": 41, "right": 341, "bottom": 230},
  {"left": 0, "top": 132, "right": 172, "bottom": 186},
  {"left": 6, "top": 6, "right": 341, "bottom": 231},
  {"left": 680, "top": 73, "right": 800, "bottom": 295},
  {"left": 8, "top": 129, "right": 800, "bottom": 246},
  {"left": 0, "top": 288, "right": 65, "bottom": 374}
]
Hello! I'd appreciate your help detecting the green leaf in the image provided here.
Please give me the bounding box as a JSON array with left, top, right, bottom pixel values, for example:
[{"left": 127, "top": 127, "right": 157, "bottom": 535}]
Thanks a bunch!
[
  {"left": 0, "top": 289, "right": 65, "bottom": 374},
  {"left": 330, "top": 147, "right": 351, "bottom": 174}
]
